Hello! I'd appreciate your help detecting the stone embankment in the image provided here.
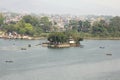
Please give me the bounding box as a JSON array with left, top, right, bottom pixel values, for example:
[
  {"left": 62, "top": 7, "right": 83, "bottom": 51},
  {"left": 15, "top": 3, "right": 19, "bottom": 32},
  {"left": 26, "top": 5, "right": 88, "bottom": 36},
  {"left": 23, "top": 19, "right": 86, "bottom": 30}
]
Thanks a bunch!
[{"left": 42, "top": 42, "right": 80, "bottom": 48}]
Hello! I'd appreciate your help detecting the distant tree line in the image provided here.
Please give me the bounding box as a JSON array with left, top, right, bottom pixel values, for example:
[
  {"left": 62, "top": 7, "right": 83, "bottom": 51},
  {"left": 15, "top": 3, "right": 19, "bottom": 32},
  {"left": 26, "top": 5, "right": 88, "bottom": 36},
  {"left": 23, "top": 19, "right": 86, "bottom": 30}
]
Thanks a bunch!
[
  {"left": 0, "top": 13, "right": 120, "bottom": 37},
  {"left": 68, "top": 16, "right": 120, "bottom": 37}
]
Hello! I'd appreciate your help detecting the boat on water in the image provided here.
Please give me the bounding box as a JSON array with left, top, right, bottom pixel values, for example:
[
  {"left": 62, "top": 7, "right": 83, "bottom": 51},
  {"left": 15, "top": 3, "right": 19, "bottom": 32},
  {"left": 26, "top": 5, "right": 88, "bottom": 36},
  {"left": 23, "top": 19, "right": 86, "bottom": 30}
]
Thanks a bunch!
[
  {"left": 21, "top": 48, "right": 27, "bottom": 50},
  {"left": 5, "top": 60, "right": 13, "bottom": 63},
  {"left": 99, "top": 46, "right": 105, "bottom": 49},
  {"left": 106, "top": 53, "right": 112, "bottom": 56}
]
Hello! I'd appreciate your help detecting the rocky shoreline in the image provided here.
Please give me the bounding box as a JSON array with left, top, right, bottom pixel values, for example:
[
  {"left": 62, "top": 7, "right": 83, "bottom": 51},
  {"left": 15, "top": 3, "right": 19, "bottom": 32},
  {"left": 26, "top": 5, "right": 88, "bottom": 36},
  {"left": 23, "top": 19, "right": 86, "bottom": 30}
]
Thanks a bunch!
[
  {"left": 0, "top": 31, "right": 47, "bottom": 40},
  {"left": 0, "top": 34, "right": 46, "bottom": 40}
]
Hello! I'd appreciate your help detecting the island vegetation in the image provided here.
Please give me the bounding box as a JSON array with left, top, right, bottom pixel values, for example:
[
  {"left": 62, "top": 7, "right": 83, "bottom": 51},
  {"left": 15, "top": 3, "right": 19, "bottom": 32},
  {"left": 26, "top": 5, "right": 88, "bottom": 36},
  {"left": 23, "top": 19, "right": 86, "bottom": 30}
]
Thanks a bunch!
[
  {"left": 0, "top": 12, "right": 120, "bottom": 40},
  {"left": 46, "top": 31, "right": 83, "bottom": 47}
]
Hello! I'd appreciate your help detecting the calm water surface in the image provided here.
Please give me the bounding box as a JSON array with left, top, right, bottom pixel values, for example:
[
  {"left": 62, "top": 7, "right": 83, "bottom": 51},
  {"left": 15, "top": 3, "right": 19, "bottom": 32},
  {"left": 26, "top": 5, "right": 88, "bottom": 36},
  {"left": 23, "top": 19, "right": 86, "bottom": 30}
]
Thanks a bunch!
[{"left": 0, "top": 39, "right": 120, "bottom": 80}]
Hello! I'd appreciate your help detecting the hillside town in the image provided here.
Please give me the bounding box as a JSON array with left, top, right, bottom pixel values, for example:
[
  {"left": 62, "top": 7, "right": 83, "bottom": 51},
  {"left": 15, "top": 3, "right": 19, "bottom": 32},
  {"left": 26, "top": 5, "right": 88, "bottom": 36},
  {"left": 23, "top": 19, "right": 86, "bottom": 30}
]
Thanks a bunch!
[
  {"left": 1, "top": 11, "right": 120, "bottom": 40},
  {"left": 2, "top": 12, "right": 112, "bottom": 29}
]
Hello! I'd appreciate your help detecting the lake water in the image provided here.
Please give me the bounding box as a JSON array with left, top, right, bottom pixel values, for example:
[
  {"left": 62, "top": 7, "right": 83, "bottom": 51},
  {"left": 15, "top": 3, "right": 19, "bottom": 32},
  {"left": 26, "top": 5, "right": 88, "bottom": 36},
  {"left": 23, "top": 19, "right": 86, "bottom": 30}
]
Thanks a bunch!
[{"left": 0, "top": 39, "right": 120, "bottom": 80}]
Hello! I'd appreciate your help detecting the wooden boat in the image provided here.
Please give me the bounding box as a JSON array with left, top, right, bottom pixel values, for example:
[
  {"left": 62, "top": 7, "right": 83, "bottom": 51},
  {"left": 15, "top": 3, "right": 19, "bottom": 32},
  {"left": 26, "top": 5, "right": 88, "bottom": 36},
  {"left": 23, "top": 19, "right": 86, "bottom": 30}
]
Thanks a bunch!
[
  {"left": 5, "top": 60, "right": 13, "bottom": 63},
  {"left": 99, "top": 46, "right": 105, "bottom": 49},
  {"left": 21, "top": 48, "right": 27, "bottom": 50},
  {"left": 106, "top": 53, "right": 112, "bottom": 56}
]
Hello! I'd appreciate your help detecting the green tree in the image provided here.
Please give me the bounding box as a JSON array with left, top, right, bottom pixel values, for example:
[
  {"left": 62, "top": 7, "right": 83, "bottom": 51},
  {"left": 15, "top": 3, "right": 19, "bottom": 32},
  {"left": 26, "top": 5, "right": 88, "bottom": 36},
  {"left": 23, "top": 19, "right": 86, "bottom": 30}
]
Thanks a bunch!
[
  {"left": 109, "top": 16, "right": 120, "bottom": 37},
  {"left": 25, "top": 23, "right": 34, "bottom": 35},
  {"left": 48, "top": 32, "right": 68, "bottom": 43},
  {"left": 19, "top": 28, "right": 26, "bottom": 35},
  {"left": 22, "top": 15, "right": 44, "bottom": 36},
  {"left": 33, "top": 27, "right": 42, "bottom": 36},
  {"left": 65, "top": 30, "right": 83, "bottom": 43},
  {"left": 78, "top": 20, "right": 83, "bottom": 32},
  {"left": 15, "top": 20, "right": 34, "bottom": 35},
  {"left": 22, "top": 15, "right": 39, "bottom": 27},
  {"left": 3, "top": 24, "right": 17, "bottom": 32},
  {"left": 0, "top": 13, "right": 5, "bottom": 27},
  {"left": 109, "top": 16, "right": 120, "bottom": 30},
  {"left": 82, "top": 20, "right": 91, "bottom": 32},
  {"left": 92, "top": 20, "right": 108, "bottom": 36},
  {"left": 40, "top": 17, "right": 52, "bottom": 32},
  {"left": 69, "top": 20, "right": 78, "bottom": 31},
  {"left": 15, "top": 20, "right": 26, "bottom": 34}
]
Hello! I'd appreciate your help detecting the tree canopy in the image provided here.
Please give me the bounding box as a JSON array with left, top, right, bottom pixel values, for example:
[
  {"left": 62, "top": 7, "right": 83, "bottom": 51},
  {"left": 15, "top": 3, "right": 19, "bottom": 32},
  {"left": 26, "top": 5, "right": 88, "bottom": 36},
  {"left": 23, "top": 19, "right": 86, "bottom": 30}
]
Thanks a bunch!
[
  {"left": 48, "top": 32, "right": 68, "bottom": 43},
  {"left": 0, "top": 13, "right": 5, "bottom": 27},
  {"left": 40, "top": 17, "right": 52, "bottom": 32},
  {"left": 48, "top": 31, "right": 83, "bottom": 44},
  {"left": 1, "top": 14, "right": 120, "bottom": 38},
  {"left": 22, "top": 15, "right": 39, "bottom": 27}
]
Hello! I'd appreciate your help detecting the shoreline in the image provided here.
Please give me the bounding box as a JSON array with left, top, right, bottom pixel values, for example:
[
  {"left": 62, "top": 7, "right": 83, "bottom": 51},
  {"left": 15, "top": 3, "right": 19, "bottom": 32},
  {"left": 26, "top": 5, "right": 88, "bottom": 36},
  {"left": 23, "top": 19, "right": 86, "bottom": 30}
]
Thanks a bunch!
[
  {"left": 0, "top": 34, "right": 47, "bottom": 40},
  {"left": 0, "top": 36, "right": 47, "bottom": 40},
  {"left": 84, "top": 37, "right": 120, "bottom": 40},
  {"left": 0, "top": 34, "right": 120, "bottom": 40},
  {"left": 0, "top": 37, "right": 120, "bottom": 40}
]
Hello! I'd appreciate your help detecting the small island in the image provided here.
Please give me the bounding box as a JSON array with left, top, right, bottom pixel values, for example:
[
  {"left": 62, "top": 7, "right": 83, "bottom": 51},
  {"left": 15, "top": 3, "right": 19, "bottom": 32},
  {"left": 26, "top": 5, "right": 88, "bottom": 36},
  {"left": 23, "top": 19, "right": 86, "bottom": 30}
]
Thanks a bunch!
[{"left": 42, "top": 31, "right": 83, "bottom": 48}]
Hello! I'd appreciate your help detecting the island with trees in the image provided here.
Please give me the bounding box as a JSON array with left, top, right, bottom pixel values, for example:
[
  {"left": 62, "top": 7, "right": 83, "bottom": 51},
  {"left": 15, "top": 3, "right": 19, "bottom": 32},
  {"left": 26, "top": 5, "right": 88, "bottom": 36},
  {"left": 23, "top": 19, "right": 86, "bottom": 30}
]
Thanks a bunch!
[{"left": 43, "top": 31, "right": 83, "bottom": 48}]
